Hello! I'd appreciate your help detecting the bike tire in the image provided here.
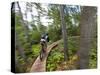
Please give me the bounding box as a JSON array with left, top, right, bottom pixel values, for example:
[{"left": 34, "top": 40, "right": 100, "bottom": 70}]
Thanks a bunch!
[
  {"left": 40, "top": 42, "right": 47, "bottom": 61},
  {"left": 40, "top": 50, "right": 43, "bottom": 61}
]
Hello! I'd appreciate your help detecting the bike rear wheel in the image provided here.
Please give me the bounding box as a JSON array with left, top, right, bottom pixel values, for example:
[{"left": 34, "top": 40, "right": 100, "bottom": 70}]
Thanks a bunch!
[
  {"left": 40, "top": 50, "right": 43, "bottom": 61},
  {"left": 40, "top": 49, "right": 45, "bottom": 61}
]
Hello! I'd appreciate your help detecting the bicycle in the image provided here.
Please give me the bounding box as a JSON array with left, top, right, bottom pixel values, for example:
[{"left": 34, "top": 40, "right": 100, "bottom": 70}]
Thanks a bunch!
[{"left": 40, "top": 41, "right": 47, "bottom": 61}]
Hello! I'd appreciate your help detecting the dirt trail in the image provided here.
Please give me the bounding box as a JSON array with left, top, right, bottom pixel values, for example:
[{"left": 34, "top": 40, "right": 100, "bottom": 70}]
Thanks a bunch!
[{"left": 30, "top": 40, "right": 61, "bottom": 72}]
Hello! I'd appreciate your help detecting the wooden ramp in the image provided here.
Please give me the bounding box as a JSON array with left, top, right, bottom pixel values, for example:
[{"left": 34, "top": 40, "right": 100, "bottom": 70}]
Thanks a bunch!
[{"left": 30, "top": 40, "right": 61, "bottom": 72}]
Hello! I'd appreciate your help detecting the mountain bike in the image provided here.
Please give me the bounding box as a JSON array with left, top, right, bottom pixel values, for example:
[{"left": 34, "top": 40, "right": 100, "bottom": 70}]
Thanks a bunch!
[{"left": 40, "top": 41, "right": 47, "bottom": 61}]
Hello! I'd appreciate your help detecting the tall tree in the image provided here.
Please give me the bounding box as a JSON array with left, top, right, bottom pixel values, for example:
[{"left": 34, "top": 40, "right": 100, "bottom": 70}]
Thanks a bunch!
[
  {"left": 60, "top": 5, "right": 69, "bottom": 61},
  {"left": 17, "top": 2, "right": 29, "bottom": 39},
  {"left": 11, "top": 3, "right": 28, "bottom": 68},
  {"left": 15, "top": 2, "right": 29, "bottom": 62},
  {"left": 77, "top": 6, "right": 97, "bottom": 69},
  {"left": 34, "top": 3, "right": 47, "bottom": 33},
  {"left": 17, "top": 2, "right": 33, "bottom": 52}
]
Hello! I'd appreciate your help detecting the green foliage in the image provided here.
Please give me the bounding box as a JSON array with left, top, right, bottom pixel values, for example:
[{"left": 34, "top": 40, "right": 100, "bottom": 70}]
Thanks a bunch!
[
  {"left": 68, "top": 36, "right": 79, "bottom": 55},
  {"left": 89, "top": 38, "right": 97, "bottom": 68},
  {"left": 48, "top": 5, "right": 80, "bottom": 42},
  {"left": 46, "top": 37, "right": 97, "bottom": 71},
  {"left": 15, "top": 50, "right": 26, "bottom": 73},
  {"left": 15, "top": 13, "right": 41, "bottom": 72},
  {"left": 67, "top": 25, "right": 80, "bottom": 36},
  {"left": 48, "top": 25, "right": 61, "bottom": 42},
  {"left": 47, "top": 47, "right": 64, "bottom": 71},
  {"left": 31, "top": 44, "right": 40, "bottom": 57},
  {"left": 30, "top": 31, "right": 41, "bottom": 42},
  {"left": 47, "top": 5, "right": 62, "bottom": 42},
  {"left": 89, "top": 49, "right": 97, "bottom": 68},
  {"left": 48, "top": 5, "right": 61, "bottom": 26}
]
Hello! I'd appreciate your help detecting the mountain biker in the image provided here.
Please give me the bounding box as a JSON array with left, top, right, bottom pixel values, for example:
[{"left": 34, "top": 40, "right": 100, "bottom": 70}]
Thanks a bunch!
[{"left": 40, "top": 33, "right": 49, "bottom": 52}]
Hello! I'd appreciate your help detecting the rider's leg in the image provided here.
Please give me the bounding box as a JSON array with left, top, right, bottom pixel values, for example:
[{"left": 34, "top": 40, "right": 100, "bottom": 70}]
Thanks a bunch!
[
  {"left": 43, "top": 42, "right": 47, "bottom": 52},
  {"left": 41, "top": 41, "right": 47, "bottom": 53}
]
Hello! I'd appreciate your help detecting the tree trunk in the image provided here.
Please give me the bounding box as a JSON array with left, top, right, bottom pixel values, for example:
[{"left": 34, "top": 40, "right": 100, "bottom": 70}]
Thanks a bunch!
[
  {"left": 77, "top": 6, "right": 97, "bottom": 69},
  {"left": 17, "top": 2, "right": 32, "bottom": 52},
  {"left": 15, "top": 2, "right": 28, "bottom": 61},
  {"left": 60, "top": 5, "right": 69, "bottom": 61},
  {"left": 17, "top": 2, "right": 29, "bottom": 39}
]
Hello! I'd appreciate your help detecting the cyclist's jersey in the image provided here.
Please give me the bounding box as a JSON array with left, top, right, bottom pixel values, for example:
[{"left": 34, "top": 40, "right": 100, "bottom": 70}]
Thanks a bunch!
[{"left": 40, "top": 38, "right": 46, "bottom": 42}]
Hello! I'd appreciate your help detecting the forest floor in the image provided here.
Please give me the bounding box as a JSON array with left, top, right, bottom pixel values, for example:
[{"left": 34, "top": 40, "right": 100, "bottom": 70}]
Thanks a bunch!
[{"left": 30, "top": 40, "right": 62, "bottom": 72}]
